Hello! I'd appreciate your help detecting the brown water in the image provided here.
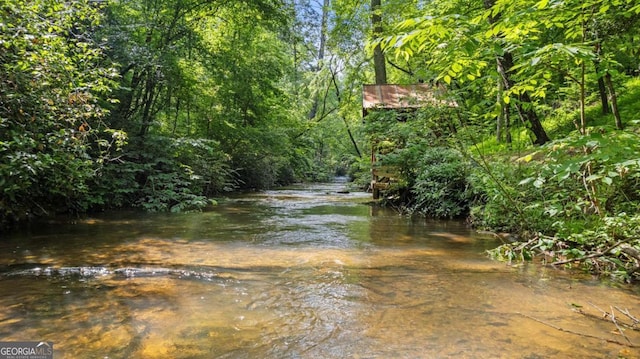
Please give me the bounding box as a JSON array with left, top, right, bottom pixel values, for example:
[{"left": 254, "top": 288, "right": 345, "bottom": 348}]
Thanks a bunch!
[{"left": 1, "top": 179, "right": 639, "bottom": 358}]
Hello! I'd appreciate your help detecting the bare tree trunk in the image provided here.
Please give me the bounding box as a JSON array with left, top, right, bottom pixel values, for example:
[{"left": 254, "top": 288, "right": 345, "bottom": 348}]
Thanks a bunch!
[
  {"left": 370, "top": 0, "right": 386, "bottom": 199},
  {"left": 597, "top": 76, "right": 610, "bottom": 114},
  {"left": 371, "top": 0, "right": 387, "bottom": 85},
  {"left": 579, "top": 60, "right": 586, "bottom": 134},
  {"left": 605, "top": 72, "right": 623, "bottom": 130},
  {"left": 307, "top": 0, "right": 330, "bottom": 120},
  {"left": 594, "top": 43, "right": 609, "bottom": 115}
]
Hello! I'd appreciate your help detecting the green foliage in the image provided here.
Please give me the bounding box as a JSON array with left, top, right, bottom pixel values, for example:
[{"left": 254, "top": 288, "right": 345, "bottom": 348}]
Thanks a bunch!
[
  {"left": 474, "top": 127, "right": 640, "bottom": 280},
  {"left": 519, "top": 131, "right": 640, "bottom": 224},
  {"left": 363, "top": 107, "right": 474, "bottom": 217},
  {"left": 1, "top": 0, "right": 356, "bottom": 226},
  {"left": 471, "top": 129, "right": 640, "bottom": 231},
  {"left": 89, "top": 136, "right": 234, "bottom": 213},
  {"left": 364, "top": 0, "right": 639, "bottom": 280},
  {"left": 412, "top": 147, "right": 472, "bottom": 218},
  {"left": 363, "top": 110, "right": 429, "bottom": 204},
  {"left": 0, "top": 0, "right": 119, "bottom": 224},
  {"left": 468, "top": 160, "right": 547, "bottom": 233},
  {"left": 172, "top": 138, "right": 238, "bottom": 196}
]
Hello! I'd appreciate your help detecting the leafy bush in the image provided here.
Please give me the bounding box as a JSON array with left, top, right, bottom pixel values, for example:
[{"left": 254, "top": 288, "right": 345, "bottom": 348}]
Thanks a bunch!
[
  {"left": 518, "top": 130, "right": 640, "bottom": 228},
  {"left": 467, "top": 160, "right": 554, "bottom": 233},
  {"left": 172, "top": 138, "right": 238, "bottom": 196},
  {"left": 348, "top": 156, "right": 375, "bottom": 190},
  {"left": 88, "top": 135, "right": 234, "bottom": 213},
  {"left": 0, "top": 0, "right": 118, "bottom": 224},
  {"left": 411, "top": 147, "right": 472, "bottom": 218},
  {"left": 477, "top": 129, "right": 640, "bottom": 281},
  {"left": 138, "top": 171, "right": 209, "bottom": 213}
]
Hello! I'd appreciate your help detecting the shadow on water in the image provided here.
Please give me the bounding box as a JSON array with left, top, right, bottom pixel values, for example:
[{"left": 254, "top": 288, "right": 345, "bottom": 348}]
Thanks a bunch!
[{"left": 1, "top": 178, "right": 640, "bottom": 358}]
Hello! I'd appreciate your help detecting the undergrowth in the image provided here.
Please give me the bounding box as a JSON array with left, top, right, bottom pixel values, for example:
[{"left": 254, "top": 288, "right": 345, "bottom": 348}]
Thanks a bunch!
[{"left": 472, "top": 78, "right": 640, "bottom": 282}]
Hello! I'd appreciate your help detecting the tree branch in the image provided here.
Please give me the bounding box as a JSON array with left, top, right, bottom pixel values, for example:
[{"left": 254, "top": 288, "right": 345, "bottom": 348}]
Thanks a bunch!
[
  {"left": 386, "top": 58, "right": 414, "bottom": 76},
  {"left": 550, "top": 240, "right": 626, "bottom": 266}
]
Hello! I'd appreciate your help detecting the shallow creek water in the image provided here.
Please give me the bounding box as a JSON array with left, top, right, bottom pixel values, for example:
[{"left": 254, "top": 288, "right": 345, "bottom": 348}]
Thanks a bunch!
[{"left": 1, "top": 179, "right": 639, "bottom": 358}]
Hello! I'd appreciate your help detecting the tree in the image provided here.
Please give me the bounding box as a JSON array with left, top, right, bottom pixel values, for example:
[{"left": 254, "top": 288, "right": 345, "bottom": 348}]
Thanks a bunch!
[
  {"left": 371, "top": 0, "right": 387, "bottom": 84},
  {"left": 483, "top": 0, "right": 550, "bottom": 144},
  {"left": 0, "top": 0, "right": 120, "bottom": 224}
]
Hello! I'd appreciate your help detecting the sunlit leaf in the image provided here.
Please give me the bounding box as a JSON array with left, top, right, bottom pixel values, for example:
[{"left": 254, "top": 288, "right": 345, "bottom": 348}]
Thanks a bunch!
[{"left": 537, "top": 0, "right": 549, "bottom": 9}]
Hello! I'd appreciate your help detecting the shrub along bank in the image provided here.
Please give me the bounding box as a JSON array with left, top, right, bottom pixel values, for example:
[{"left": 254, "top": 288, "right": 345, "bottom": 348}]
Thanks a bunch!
[
  {"left": 367, "top": 80, "right": 640, "bottom": 282},
  {"left": 470, "top": 130, "right": 640, "bottom": 282}
]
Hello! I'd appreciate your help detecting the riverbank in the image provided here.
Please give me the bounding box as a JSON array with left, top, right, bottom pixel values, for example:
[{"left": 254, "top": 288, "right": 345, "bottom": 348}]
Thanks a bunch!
[{"left": 366, "top": 78, "right": 640, "bottom": 282}]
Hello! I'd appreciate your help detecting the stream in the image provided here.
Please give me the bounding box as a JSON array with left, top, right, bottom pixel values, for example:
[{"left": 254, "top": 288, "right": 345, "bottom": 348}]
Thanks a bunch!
[{"left": 1, "top": 178, "right": 639, "bottom": 358}]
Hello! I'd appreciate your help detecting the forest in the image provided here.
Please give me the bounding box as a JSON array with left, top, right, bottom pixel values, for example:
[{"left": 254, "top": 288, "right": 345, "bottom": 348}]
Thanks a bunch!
[{"left": 1, "top": 0, "right": 639, "bottom": 280}]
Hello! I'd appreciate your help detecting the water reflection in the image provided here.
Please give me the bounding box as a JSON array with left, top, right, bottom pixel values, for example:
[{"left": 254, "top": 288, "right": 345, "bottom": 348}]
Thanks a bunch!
[{"left": 1, "top": 180, "right": 639, "bottom": 358}]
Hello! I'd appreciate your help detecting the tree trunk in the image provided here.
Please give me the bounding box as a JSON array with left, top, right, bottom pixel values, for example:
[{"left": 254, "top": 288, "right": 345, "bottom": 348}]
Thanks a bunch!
[
  {"left": 594, "top": 43, "right": 609, "bottom": 115},
  {"left": 579, "top": 60, "right": 586, "bottom": 135},
  {"left": 112, "top": 67, "right": 142, "bottom": 128},
  {"left": 495, "top": 52, "right": 550, "bottom": 145},
  {"left": 496, "top": 79, "right": 512, "bottom": 145},
  {"left": 484, "top": 0, "right": 549, "bottom": 145},
  {"left": 307, "top": 0, "right": 330, "bottom": 120},
  {"left": 505, "top": 108, "right": 512, "bottom": 145},
  {"left": 597, "top": 76, "right": 610, "bottom": 114},
  {"left": 371, "top": 0, "right": 386, "bottom": 199},
  {"left": 371, "top": 0, "right": 387, "bottom": 84},
  {"left": 139, "top": 69, "right": 156, "bottom": 137},
  {"left": 496, "top": 80, "right": 503, "bottom": 142},
  {"left": 605, "top": 72, "right": 623, "bottom": 130},
  {"left": 172, "top": 97, "right": 181, "bottom": 136}
]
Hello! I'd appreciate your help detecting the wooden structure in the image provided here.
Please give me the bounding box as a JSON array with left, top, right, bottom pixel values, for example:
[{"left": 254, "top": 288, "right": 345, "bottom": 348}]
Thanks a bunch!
[
  {"left": 362, "top": 84, "right": 452, "bottom": 199},
  {"left": 363, "top": 84, "right": 448, "bottom": 116}
]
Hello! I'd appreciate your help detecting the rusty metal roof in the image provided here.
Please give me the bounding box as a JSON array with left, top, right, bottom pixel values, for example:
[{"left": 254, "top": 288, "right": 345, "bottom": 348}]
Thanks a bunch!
[{"left": 362, "top": 84, "right": 453, "bottom": 116}]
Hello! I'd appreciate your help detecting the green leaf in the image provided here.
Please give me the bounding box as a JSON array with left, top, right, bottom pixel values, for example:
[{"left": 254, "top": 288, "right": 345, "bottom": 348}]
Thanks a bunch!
[
  {"left": 485, "top": 28, "right": 495, "bottom": 38},
  {"left": 537, "top": 0, "right": 549, "bottom": 9}
]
